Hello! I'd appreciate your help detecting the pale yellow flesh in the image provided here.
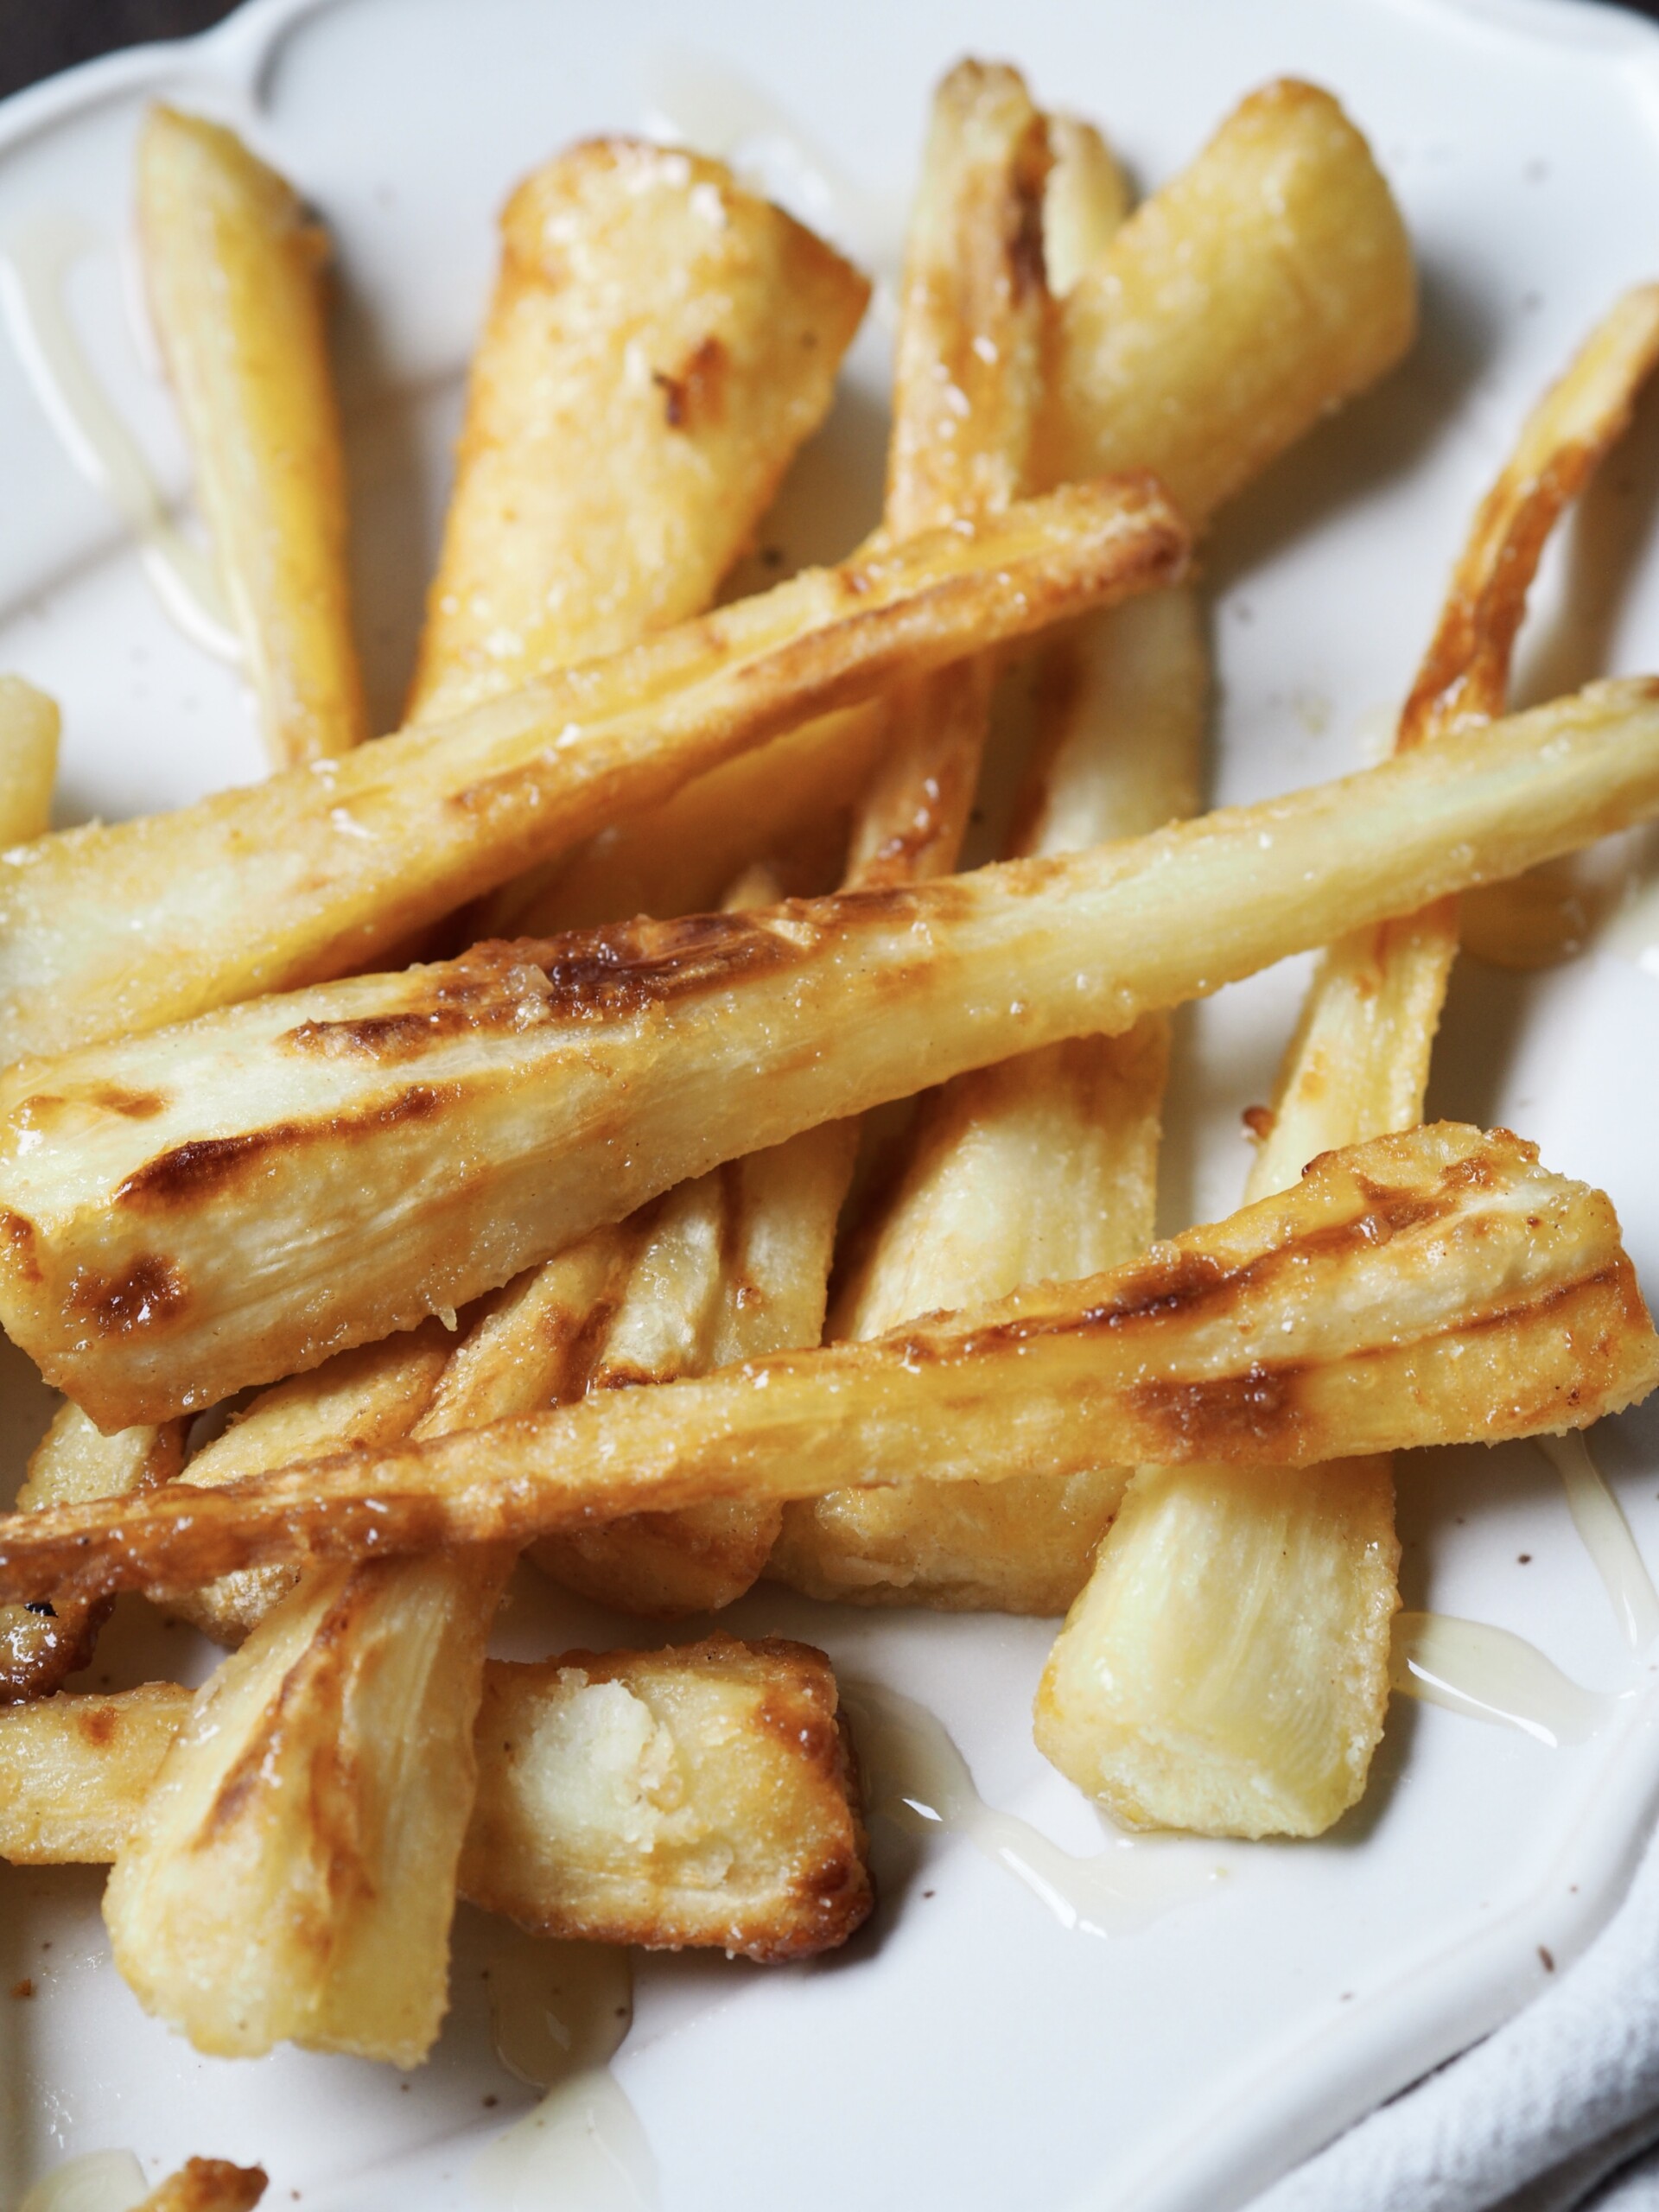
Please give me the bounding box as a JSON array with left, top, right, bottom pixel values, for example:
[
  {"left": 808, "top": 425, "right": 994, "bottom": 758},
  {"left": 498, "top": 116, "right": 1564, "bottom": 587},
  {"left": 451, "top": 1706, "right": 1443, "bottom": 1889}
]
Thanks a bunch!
[
  {"left": 93, "top": 1632, "right": 868, "bottom": 2062},
  {"left": 406, "top": 141, "right": 868, "bottom": 727},
  {"left": 102, "top": 159, "right": 874, "bottom": 2061},
  {"left": 0, "top": 475, "right": 1175, "bottom": 1071},
  {"left": 1038, "top": 286, "right": 1659, "bottom": 1837},
  {"left": 1040, "top": 79, "right": 1415, "bottom": 525},
  {"left": 0, "top": 676, "right": 59, "bottom": 845},
  {"left": 496, "top": 74, "right": 1414, "bottom": 938},
  {"left": 0, "top": 1404, "right": 184, "bottom": 1701},
  {"left": 6, "top": 1644, "right": 868, "bottom": 1955},
  {"left": 773, "top": 589, "right": 1207, "bottom": 1610},
  {"left": 774, "top": 131, "right": 1207, "bottom": 1613},
  {"left": 4, "top": 1124, "right": 1653, "bottom": 1607},
  {"left": 7, "top": 675, "right": 1659, "bottom": 1429},
  {"left": 137, "top": 107, "right": 367, "bottom": 769},
  {"left": 548, "top": 57, "right": 1055, "bottom": 1614}
]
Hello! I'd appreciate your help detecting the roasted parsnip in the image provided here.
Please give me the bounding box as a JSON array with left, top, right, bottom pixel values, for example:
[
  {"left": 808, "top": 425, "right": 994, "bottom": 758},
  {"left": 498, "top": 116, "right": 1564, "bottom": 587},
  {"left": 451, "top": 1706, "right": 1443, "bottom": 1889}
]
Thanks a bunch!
[
  {"left": 774, "top": 587, "right": 1206, "bottom": 1610},
  {"left": 0, "top": 477, "right": 1177, "bottom": 1069},
  {"left": 405, "top": 140, "right": 868, "bottom": 725},
  {"left": 0, "top": 675, "right": 59, "bottom": 844},
  {"left": 10, "top": 680, "right": 1659, "bottom": 1427},
  {"left": 3, "top": 1125, "right": 1652, "bottom": 1605},
  {"left": 76, "top": 1636, "right": 868, "bottom": 2060},
  {"left": 774, "top": 111, "right": 1205, "bottom": 1613},
  {"left": 137, "top": 107, "right": 367, "bottom": 769},
  {"left": 1037, "top": 286, "right": 1659, "bottom": 1837},
  {"left": 538, "top": 57, "right": 1055, "bottom": 1612},
  {"left": 499, "top": 74, "right": 1413, "bottom": 938},
  {"left": 0, "top": 1405, "right": 184, "bottom": 1701},
  {"left": 7, "top": 1642, "right": 868, "bottom": 1955},
  {"left": 1041, "top": 79, "right": 1415, "bottom": 524}
]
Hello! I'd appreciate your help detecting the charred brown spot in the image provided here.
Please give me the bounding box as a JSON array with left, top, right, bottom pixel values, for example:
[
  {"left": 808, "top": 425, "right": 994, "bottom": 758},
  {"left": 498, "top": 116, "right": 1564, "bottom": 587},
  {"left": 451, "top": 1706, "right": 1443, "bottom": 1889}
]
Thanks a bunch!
[
  {"left": 0, "top": 1590, "right": 106, "bottom": 1704},
  {"left": 91, "top": 1086, "right": 165, "bottom": 1120},
  {"left": 288, "top": 919, "right": 812, "bottom": 1058},
  {"left": 652, "top": 335, "right": 727, "bottom": 430},
  {"left": 116, "top": 1089, "right": 448, "bottom": 1206},
  {"left": 74, "top": 1701, "right": 118, "bottom": 1748},
  {"left": 1006, "top": 118, "right": 1050, "bottom": 301},
  {"left": 1130, "top": 1363, "right": 1303, "bottom": 1453},
  {"left": 0, "top": 1210, "right": 38, "bottom": 1284},
  {"left": 68, "top": 1254, "right": 188, "bottom": 1336},
  {"left": 1243, "top": 1104, "right": 1275, "bottom": 1142},
  {"left": 116, "top": 1127, "right": 286, "bottom": 1205}
]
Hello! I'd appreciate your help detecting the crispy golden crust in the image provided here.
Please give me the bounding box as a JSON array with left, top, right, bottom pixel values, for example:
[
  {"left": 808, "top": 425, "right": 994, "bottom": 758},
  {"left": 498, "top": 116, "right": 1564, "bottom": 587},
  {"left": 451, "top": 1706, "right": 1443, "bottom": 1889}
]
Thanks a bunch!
[
  {"left": 0, "top": 1640, "right": 871, "bottom": 1965},
  {"left": 11, "top": 672, "right": 1659, "bottom": 1427},
  {"left": 0, "top": 475, "right": 1179, "bottom": 1075},
  {"left": 462, "top": 1636, "right": 871, "bottom": 1961},
  {"left": 1043, "top": 79, "right": 1415, "bottom": 524},
  {"left": 138, "top": 107, "right": 365, "bottom": 771},
  {"left": 0, "top": 1410, "right": 184, "bottom": 1701},
  {"left": 1, "top": 1126, "right": 1651, "bottom": 1608},
  {"left": 407, "top": 140, "right": 868, "bottom": 725}
]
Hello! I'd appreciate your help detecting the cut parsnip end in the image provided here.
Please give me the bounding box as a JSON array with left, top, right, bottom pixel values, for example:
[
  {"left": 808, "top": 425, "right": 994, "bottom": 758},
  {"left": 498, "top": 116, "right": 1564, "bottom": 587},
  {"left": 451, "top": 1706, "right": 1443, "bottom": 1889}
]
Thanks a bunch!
[{"left": 1035, "top": 1460, "right": 1398, "bottom": 1835}]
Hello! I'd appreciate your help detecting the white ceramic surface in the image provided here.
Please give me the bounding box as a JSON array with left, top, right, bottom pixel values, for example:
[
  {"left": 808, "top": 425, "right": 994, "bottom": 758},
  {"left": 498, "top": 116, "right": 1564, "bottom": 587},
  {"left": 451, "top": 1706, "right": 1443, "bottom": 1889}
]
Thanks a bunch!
[{"left": 5, "top": 2, "right": 1659, "bottom": 2207}]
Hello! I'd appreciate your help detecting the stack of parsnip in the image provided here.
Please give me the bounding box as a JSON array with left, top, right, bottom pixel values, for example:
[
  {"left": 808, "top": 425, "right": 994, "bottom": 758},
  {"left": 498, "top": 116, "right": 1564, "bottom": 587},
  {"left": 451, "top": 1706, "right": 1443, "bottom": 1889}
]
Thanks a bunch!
[{"left": 0, "top": 61, "right": 1657, "bottom": 2101}]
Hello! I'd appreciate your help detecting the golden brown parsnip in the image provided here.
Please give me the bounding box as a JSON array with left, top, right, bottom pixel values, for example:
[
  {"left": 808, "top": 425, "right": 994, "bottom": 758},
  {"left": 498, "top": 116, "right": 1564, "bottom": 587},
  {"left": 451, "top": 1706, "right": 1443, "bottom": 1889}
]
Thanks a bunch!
[
  {"left": 774, "top": 588, "right": 1206, "bottom": 1610},
  {"left": 7, "top": 677, "right": 1659, "bottom": 1428},
  {"left": 97, "top": 1626, "right": 869, "bottom": 2060},
  {"left": 2, "top": 1640, "right": 870, "bottom": 1963},
  {"left": 137, "top": 106, "right": 366, "bottom": 769},
  {"left": 0, "top": 477, "right": 1178, "bottom": 1070},
  {"left": 0, "top": 1407, "right": 184, "bottom": 1702},
  {"left": 1038, "top": 286, "right": 1659, "bottom": 1837},
  {"left": 537, "top": 57, "right": 1056, "bottom": 1615},
  {"left": 1043, "top": 79, "right": 1415, "bottom": 524},
  {"left": 3, "top": 1125, "right": 1652, "bottom": 1608},
  {"left": 774, "top": 125, "right": 1201, "bottom": 1613},
  {"left": 0, "top": 676, "right": 59, "bottom": 845},
  {"left": 405, "top": 140, "right": 868, "bottom": 724}
]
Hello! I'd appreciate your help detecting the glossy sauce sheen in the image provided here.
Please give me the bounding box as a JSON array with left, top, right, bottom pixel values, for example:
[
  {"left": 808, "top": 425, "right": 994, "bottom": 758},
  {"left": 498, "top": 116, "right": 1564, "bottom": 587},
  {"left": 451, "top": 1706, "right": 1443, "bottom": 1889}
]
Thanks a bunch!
[
  {"left": 16, "top": 2149, "right": 150, "bottom": 2212},
  {"left": 1535, "top": 1432, "right": 1659, "bottom": 1649},
  {"left": 0, "top": 216, "right": 241, "bottom": 660},
  {"left": 844, "top": 1681, "right": 1217, "bottom": 1935},
  {"left": 474, "top": 1933, "right": 657, "bottom": 2209},
  {"left": 1389, "top": 1612, "right": 1614, "bottom": 1746}
]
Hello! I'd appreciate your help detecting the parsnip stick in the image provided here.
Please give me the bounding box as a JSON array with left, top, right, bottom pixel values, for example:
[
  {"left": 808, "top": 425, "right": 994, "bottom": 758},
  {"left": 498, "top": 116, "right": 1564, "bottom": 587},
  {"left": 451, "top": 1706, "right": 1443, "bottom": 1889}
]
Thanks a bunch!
[
  {"left": 1040, "top": 117, "right": 1129, "bottom": 298},
  {"left": 4, "top": 1639, "right": 868, "bottom": 1959},
  {"left": 9, "top": 676, "right": 1659, "bottom": 1427},
  {"left": 502, "top": 74, "right": 1413, "bottom": 938},
  {"left": 1, "top": 1124, "right": 1650, "bottom": 1608},
  {"left": 774, "top": 111, "right": 1205, "bottom": 1614},
  {"left": 537, "top": 58, "right": 1054, "bottom": 1613},
  {"left": 1041, "top": 79, "right": 1415, "bottom": 524},
  {"left": 104, "top": 154, "right": 875, "bottom": 2047},
  {"left": 406, "top": 140, "right": 868, "bottom": 725},
  {"left": 0, "top": 675, "right": 59, "bottom": 845},
  {"left": 774, "top": 588, "right": 1206, "bottom": 1610},
  {"left": 1037, "top": 286, "right": 1659, "bottom": 1838},
  {"left": 0, "top": 1405, "right": 184, "bottom": 1701},
  {"left": 533, "top": 865, "right": 846, "bottom": 1612},
  {"left": 168, "top": 1321, "right": 457, "bottom": 1644},
  {"left": 0, "top": 477, "right": 1175, "bottom": 1069},
  {"left": 137, "top": 108, "right": 367, "bottom": 769}
]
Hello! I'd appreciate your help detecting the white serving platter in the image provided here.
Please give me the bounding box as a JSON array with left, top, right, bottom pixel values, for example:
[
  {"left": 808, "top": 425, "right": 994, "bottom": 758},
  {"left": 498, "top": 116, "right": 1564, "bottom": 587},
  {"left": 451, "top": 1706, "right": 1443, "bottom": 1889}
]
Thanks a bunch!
[{"left": 6, "top": 1, "right": 1659, "bottom": 2208}]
